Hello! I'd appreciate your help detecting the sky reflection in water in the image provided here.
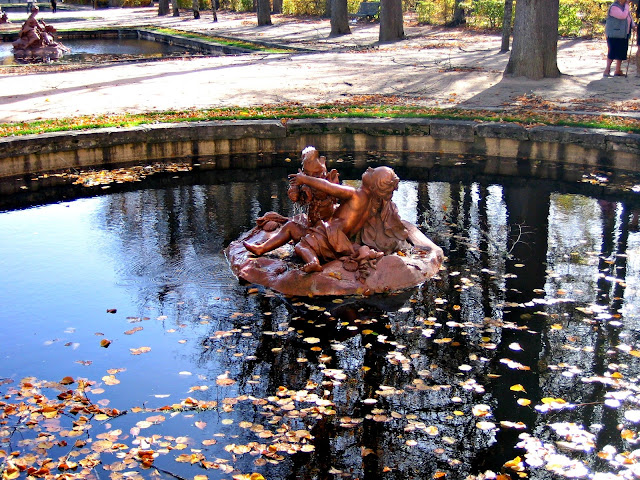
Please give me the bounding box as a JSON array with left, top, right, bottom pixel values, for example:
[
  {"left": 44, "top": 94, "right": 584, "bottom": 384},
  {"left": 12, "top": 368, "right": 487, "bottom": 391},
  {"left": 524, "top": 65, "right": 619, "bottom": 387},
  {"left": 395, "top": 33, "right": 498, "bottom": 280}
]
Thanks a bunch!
[{"left": 1, "top": 164, "right": 640, "bottom": 480}]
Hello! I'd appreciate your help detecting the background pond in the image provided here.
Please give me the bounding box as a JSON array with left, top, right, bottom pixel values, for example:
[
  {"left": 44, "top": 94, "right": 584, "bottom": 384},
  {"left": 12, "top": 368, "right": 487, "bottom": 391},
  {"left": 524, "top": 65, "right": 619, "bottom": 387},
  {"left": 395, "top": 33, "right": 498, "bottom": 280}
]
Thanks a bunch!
[
  {"left": 0, "top": 38, "right": 203, "bottom": 65},
  {"left": 2, "top": 158, "right": 640, "bottom": 480}
]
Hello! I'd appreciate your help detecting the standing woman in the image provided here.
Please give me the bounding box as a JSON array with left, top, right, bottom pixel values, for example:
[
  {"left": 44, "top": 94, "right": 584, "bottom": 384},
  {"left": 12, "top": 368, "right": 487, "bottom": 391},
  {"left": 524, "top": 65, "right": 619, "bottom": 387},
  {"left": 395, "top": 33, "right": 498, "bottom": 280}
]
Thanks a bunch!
[{"left": 605, "top": 0, "right": 636, "bottom": 76}]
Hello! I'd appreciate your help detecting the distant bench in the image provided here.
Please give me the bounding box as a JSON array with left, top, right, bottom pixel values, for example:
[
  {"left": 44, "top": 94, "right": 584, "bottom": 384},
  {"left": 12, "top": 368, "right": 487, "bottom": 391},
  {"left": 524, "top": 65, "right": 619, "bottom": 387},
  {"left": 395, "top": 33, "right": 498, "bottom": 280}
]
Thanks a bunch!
[{"left": 350, "top": 1, "right": 380, "bottom": 21}]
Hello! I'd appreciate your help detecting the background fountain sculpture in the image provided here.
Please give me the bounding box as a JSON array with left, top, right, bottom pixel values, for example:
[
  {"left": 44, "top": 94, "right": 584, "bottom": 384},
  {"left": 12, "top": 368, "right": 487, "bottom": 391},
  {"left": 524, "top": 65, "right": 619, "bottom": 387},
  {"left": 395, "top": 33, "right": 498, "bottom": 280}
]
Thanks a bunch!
[
  {"left": 226, "top": 147, "right": 444, "bottom": 296},
  {"left": 12, "top": 6, "right": 69, "bottom": 62}
]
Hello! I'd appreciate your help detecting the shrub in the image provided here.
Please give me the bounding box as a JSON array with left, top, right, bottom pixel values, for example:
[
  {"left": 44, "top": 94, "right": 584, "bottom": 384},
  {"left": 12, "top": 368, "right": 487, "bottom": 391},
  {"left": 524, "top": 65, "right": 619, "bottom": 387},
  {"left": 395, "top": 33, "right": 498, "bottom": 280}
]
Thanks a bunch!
[
  {"left": 558, "top": 1, "right": 582, "bottom": 36},
  {"left": 228, "top": 0, "right": 254, "bottom": 11},
  {"left": 282, "top": 0, "right": 324, "bottom": 15},
  {"left": 416, "top": 0, "right": 455, "bottom": 24},
  {"left": 465, "top": 0, "right": 504, "bottom": 29}
]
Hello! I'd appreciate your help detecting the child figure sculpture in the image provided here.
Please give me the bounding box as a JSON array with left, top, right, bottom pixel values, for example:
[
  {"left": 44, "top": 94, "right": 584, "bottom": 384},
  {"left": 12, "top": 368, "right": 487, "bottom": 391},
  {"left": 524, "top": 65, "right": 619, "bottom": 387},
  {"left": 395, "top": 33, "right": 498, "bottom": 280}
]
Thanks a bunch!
[{"left": 243, "top": 146, "right": 339, "bottom": 256}]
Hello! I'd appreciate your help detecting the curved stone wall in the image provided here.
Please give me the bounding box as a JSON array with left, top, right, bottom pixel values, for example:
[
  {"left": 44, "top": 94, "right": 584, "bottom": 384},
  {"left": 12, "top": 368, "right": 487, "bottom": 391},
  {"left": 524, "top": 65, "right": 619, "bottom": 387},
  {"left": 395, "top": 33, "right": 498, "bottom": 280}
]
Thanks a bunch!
[{"left": 1, "top": 118, "right": 639, "bottom": 178}]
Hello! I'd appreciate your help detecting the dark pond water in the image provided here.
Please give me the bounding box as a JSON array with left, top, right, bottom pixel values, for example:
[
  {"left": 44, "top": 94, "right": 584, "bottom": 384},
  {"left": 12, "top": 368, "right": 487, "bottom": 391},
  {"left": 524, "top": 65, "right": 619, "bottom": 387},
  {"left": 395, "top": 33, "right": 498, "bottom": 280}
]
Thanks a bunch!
[
  {"left": 2, "top": 156, "right": 640, "bottom": 480},
  {"left": 0, "top": 37, "right": 200, "bottom": 64}
]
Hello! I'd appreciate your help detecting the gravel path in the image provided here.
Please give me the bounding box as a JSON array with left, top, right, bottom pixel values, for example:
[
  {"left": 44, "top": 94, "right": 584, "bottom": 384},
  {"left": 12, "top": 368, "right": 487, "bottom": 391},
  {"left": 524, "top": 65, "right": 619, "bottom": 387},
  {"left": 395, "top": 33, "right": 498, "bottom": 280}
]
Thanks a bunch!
[{"left": 1, "top": 7, "right": 640, "bottom": 123}]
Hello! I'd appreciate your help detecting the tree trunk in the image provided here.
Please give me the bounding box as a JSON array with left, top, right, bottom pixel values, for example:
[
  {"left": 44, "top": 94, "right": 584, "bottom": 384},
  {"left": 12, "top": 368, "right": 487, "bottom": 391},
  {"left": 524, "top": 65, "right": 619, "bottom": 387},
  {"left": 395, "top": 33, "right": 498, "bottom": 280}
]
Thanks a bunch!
[
  {"left": 324, "top": 0, "right": 331, "bottom": 18},
  {"left": 330, "top": 0, "right": 350, "bottom": 36},
  {"left": 273, "top": 0, "right": 282, "bottom": 14},
  {"left": 257, "top": 0, "right": 271, "bottom": 25},
  {"left": 379, "top": 0, "right": 404, "bottom": 43},
  {"left": 212, "top": 0, "right": 218, "bottom": 21},
  {"left": 171, "top": 0, "right": 179, "bottom": 17},
  {"left": 192, "top": 0, "right": 199, "bottom": 18},
  {"left": 158, "top": 0, "right": 169, "bottom": 16},
  {"left": 504, "top": 0, "right": 560, "bottom": 79},
  {"left": 448, "top": 0, "right": 465, "bottom": 26},
  {"left": 500, "top": 0, "right": 513, "bottom": 52}
]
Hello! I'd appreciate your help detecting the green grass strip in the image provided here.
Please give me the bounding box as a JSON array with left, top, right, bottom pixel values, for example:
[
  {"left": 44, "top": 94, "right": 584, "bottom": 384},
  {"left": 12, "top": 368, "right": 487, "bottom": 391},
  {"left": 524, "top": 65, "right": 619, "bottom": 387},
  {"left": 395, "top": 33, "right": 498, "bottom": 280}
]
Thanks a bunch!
[{"left": 1, "top": 104, "right": 639, "bottom": 138}]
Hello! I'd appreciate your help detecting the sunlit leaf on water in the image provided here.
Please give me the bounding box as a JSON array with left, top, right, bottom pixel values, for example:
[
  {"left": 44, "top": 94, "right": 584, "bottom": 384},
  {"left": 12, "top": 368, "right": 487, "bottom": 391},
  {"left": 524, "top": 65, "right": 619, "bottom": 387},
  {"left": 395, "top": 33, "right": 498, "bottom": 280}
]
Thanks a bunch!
[
  {"left": 216, "top": 372, "right": 236, "bottom": 386},
  {"left": 472, "top": 404, "right": 492, "bottom": 417},
  {"left": 475, "top": 421, "right": 497, "bottom": 431},
  {"left": 129, "top": 346, "right": 151, "bottom": 355}
]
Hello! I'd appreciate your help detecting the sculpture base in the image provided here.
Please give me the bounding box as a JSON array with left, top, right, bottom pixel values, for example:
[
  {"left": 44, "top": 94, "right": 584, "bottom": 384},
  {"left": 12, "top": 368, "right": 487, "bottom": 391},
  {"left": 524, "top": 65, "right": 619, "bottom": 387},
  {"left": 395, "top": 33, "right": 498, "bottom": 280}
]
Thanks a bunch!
[
  {"left": 13, "top": 45, "right": 67, "bottom": 62},
  {"left": 225, "top": 227, "right": 443, "bottom": 297}
]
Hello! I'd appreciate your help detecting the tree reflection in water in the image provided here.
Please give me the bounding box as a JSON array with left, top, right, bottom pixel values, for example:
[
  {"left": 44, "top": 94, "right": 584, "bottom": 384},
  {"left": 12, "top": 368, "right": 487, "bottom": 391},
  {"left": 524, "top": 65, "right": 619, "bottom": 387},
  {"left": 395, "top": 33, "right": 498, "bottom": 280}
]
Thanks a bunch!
[{"left": 3, "top": 160, "right": 640, "bottom": 479}]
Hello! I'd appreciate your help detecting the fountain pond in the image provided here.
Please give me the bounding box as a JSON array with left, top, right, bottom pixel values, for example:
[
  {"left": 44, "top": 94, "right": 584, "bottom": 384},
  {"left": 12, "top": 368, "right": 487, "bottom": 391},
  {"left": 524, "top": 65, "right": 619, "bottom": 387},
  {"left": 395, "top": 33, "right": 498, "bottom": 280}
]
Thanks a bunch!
[
  {"left": 0, "top": 34, "right": 221, "bottom": 65},
  {"left": 1, "top": 154, "right": 640, "bottom": 480}
]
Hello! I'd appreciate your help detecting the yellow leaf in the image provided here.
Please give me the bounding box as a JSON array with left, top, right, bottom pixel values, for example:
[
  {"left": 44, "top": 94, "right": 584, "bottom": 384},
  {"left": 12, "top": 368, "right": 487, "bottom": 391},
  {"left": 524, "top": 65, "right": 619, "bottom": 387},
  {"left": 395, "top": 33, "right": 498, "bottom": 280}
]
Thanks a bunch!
[
  {"left": 2, "top": 463, "right": 20, "bottom": 480},
  {"left": 510, "top": 384, "right": 526, "bottom": 392},
  {"left": 504, "top": 456, "right": 523, "bottom": 469},
  {"left": 622, "top": 429, "right": 637, "bottom": 440},
  {"left": 517, "top": 398, "right": 532, "bottom": 407}
]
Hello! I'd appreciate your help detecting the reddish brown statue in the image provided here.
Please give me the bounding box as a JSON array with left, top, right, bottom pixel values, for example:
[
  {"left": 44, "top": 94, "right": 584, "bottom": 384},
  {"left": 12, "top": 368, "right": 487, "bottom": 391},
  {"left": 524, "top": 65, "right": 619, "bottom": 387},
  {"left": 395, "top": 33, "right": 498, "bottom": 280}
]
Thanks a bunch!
[
  {"left": 226, "top": 148, "right": 444, "bottom": 296},
  {"left": 12, "top": 6, "right": 69, "bottom": 62}
]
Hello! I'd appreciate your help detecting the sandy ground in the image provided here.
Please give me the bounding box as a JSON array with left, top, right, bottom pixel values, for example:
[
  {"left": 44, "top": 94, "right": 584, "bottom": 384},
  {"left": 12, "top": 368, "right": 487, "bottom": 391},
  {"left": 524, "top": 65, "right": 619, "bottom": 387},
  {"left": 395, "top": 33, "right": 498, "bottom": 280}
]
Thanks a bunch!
[{"left": 1, "top": 6, "right": 640, "bottom": 123}]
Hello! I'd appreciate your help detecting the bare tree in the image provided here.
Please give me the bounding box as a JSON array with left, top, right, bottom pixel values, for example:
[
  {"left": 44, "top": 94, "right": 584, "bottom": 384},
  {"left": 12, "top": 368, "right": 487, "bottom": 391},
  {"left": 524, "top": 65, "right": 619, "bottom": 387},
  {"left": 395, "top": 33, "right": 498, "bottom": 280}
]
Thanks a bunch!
[
  {"left": 171, "top": 0, "right": 179, "bottom": 17},
  {"left": 504, "top": 0, "right": 560, "bottom": 78},
  {"left": 158, "top": 0, "right": 169, "bottom": 16},
  {"left": 330, "top": 0, "right": 350, "bottom": 36},
  {"left": 500, "top": 0, "right": 514, "bottom": 52},
  {"left": 257, "top": 0, "right": 271, "bottom": 25},
  {"left": 193, "top": 0, "right": 199, "bottom": 18},
  {"left": 379, "top": 0, "right": 404, "bottom": 43},
  {"left": 448, "top": 0, "right": 465, "bottom": 26}
]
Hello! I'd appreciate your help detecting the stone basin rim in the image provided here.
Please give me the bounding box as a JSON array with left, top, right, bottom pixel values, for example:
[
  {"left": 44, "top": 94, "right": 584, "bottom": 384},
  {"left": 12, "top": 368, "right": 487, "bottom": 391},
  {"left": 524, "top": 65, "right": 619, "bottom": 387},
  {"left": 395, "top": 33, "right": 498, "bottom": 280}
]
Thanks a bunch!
[{"left": 0, "top": 117, "right": 639, "bottom": 179}]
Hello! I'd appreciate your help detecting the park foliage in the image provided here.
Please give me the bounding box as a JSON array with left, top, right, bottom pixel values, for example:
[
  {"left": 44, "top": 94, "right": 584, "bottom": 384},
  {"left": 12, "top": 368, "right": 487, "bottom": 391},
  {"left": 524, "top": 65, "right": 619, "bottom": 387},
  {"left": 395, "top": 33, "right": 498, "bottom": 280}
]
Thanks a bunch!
[
  {"left": 415, "top": 0, "right": 609, "bottom": 37},
  {"left": 93, "top": 0, "right": 612, "bottom": 37}
]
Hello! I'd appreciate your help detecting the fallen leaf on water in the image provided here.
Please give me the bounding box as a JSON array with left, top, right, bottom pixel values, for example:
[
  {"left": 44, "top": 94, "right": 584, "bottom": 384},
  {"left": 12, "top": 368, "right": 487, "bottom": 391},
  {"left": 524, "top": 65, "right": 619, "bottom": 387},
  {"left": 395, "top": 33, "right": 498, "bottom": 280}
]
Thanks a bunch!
[
  {"left": 100, "top": 339, "right": 111, "bottom": 348},
  {"left": 130, "top": 346, "right": 151, "bottom": 355},
  {"left": 102, "top": 375, "right": 120, "bottom": 386},
  {"left": 216, "top": 372, "right": 236, "bottom": 386}
]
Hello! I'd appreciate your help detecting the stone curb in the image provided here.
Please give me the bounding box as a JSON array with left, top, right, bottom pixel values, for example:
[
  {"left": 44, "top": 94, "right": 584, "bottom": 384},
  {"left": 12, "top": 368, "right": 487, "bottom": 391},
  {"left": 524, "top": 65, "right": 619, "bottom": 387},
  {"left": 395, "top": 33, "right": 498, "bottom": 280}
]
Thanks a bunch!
[{"left": 1, "top": 118, "right": 639, "bottom": 177}]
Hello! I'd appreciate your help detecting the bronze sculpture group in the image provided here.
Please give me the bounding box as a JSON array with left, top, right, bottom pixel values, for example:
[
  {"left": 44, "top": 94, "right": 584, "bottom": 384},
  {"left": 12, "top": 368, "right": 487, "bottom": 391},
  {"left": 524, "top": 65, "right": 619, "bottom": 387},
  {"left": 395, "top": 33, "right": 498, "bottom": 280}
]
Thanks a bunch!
[
  {"left": 226, "top": 147, "right": 444, "bottom": 296},
  {"left": 12, "top": 6, "right": 69, "bottom": 62}
]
